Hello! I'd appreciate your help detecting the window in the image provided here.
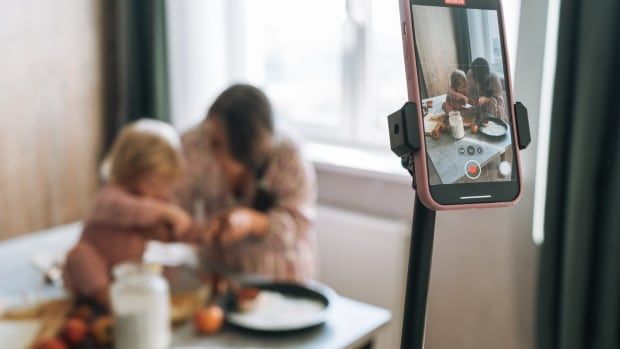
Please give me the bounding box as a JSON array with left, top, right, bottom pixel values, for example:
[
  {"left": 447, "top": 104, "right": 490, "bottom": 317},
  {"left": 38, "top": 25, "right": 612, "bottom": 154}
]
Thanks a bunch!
[
  {"left": 467, "top": 10, "right": 505, "bottom": 79},
  {"left": 235, "top": 0, "right": 407, "bottom": 148},
  {"left": 243, "top": 0, "right": 347, "bottom": 135},
  {"left": 168, "top": 0, "right": 520, "bottom": 149}
]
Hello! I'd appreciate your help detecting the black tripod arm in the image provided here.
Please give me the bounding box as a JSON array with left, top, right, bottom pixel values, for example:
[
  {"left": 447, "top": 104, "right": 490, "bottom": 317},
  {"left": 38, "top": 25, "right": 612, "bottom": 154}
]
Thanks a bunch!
[{"left": 385, "top": 100, "right": 532, "bottom": 349}]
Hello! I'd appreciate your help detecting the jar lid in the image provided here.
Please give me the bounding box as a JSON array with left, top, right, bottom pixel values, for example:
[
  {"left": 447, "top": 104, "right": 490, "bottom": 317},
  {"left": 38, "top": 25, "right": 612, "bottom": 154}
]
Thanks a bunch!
[{"left": 113, "top": 262, "right": 162, "bottom": 280}]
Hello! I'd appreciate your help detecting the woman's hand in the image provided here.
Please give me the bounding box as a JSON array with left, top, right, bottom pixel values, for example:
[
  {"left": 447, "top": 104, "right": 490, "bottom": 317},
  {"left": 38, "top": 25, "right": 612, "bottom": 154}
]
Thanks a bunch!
[
  {"left": 199, "top": 219, "right": 223, "bottom": 245},
  {"left": 478, "top": 96, "right": 492, "bottom": 105},
  {"left": 212, "top": 207, "right": 269, "bottom": 247}
]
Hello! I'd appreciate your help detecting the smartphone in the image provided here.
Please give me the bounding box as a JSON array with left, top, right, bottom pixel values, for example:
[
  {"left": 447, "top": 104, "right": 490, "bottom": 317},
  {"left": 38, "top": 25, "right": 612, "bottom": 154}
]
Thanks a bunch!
[{"left": 399, "top": 0, "right": 522, "bottom": 210}]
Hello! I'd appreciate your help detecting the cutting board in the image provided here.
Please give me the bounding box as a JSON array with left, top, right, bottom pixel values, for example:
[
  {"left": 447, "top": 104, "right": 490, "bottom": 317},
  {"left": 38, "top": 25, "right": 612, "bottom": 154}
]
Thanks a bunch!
[
  {"left": 424, "top": 113, "right": 477, "bottom": 136},
  {"left": 424, "top": 113, "right": 447, "bottom": 134},
  {"left": 1, "top": 298, "right": 72, "bottom": 348}
]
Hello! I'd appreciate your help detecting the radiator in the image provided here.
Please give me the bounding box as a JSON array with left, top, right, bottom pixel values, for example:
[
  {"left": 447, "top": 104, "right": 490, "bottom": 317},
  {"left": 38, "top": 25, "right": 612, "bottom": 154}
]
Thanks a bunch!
[{"left": 316, "top": 205, "right": 410, "bottom": 349}]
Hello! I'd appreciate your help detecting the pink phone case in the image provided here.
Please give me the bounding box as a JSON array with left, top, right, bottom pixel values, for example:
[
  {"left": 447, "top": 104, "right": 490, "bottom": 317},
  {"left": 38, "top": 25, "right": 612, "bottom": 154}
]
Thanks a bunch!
[{"left": 398, "top": 0, "right": 523, "bottom": 210}]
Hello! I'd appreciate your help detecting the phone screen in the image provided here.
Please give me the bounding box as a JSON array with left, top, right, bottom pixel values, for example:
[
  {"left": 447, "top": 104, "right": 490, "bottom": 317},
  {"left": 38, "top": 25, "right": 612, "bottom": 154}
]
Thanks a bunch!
[{"left": 410, "top": 0, "right": 519, "bottom": 204}]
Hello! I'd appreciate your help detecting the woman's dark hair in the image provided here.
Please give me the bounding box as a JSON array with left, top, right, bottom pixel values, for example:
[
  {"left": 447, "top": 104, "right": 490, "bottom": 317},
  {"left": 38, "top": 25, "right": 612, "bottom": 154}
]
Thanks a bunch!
[
  {"left": 207, "top": 84, "right": 274, "bottom": 170},
  {"left": 471, "top": 57, "right": 492, "bottom": 96}
]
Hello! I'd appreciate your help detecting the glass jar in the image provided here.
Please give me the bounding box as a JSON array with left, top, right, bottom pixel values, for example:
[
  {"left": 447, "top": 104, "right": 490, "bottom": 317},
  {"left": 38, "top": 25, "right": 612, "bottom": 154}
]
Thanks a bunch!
[
  {"left": 448, "top": 111, "right": 465, "bottom": 140},
  {"left": 111, "top": 263, "right": 171, "bottom": 349}
]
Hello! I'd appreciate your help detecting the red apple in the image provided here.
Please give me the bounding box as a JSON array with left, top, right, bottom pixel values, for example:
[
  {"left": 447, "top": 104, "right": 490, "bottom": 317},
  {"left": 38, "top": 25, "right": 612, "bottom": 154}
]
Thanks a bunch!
[
  {"left": 33, "top": 338, "right": 67, "bottom": 349},
  {"left": 194, "top": 305, "right": 224, "bottom": 335},
  {"left": 62, "top": 318, "right": 88, "bottom": 345}
]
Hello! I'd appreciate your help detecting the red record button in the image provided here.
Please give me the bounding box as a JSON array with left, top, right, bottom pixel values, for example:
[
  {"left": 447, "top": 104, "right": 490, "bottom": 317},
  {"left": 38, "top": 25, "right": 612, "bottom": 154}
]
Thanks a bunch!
[{"left": 465, "top": 160, "right": 481, "bottom": 179}]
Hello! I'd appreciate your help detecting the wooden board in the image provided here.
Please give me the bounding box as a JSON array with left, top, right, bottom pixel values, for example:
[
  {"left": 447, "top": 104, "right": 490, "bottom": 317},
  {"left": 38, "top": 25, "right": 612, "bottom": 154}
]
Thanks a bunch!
[
  {"left": 0, "top": 0, "right": 103, "bottom": 239},
  {"left": 424, "top": 113, "right": 477, "bottom": 136},
  {"left": 1, "top": 298, "right": 72, "bottom": 348},
  {"left": 1, "top": 288, "right": 210, "bottom": 348},
  {"left": 411, "top": 7, "right": 459, "bottom": 97}
]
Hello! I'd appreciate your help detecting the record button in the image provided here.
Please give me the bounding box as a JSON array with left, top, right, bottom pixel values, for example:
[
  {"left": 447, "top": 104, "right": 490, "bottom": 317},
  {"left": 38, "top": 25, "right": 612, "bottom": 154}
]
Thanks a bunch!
[{"left": 465, "top": 160, "right": 481, "bottom": 180}]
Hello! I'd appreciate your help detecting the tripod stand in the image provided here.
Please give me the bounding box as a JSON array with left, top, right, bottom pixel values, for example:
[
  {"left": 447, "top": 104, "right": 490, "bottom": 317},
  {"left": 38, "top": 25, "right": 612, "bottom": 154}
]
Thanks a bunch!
[{"left": 388, "top": 101, "right": 531, "bottom": 349}]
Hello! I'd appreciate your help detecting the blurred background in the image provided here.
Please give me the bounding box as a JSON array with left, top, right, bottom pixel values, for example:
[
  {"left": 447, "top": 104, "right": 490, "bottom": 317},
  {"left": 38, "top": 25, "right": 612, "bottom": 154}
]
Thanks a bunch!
[{"left": 0, "top": 0, "right": 558, "bottom": 348}]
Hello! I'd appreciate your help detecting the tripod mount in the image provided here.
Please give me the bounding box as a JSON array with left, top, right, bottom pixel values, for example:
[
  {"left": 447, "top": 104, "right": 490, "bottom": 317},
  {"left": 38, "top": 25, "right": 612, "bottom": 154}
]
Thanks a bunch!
[{"left": 387, "top": 101, "right": 531, "bottom": 349}]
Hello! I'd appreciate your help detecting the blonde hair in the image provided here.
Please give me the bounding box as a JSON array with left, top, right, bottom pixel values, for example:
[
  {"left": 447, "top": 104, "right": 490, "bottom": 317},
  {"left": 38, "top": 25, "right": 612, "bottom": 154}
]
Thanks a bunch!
[
  {"left": 450, "top": 70, "right": 467, "bottom": 90},
  {"left": 103, "top": 119, "right": 184, "bottom": 186}
]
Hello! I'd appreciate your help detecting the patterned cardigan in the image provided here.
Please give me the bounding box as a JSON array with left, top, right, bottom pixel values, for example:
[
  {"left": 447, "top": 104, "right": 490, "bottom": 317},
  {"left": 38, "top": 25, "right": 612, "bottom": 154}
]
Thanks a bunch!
[
  {"left": 467, "top": 70, "right": 509, "bottom": 122},
  {"left": 175, "top": 125, "right": 318, "bottom": 282}
]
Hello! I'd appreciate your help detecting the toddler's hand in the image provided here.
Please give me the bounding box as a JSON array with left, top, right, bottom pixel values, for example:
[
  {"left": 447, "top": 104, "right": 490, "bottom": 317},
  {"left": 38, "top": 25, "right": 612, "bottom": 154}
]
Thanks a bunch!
[
  {"left": 457, "top": 93, "right": 468, "bottom": 104},
  {"left": 162, "top": 204, "right": 192, "bottom": 238}
]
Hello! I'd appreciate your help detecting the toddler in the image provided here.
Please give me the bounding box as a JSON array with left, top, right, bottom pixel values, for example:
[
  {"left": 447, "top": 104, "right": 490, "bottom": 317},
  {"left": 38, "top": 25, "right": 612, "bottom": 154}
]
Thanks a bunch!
[
  {"left": 442, "top": 69, "right": 470, "bottom": 113},
  {"left": 63, "top": 119, "right": 194, "bottom": 308}
]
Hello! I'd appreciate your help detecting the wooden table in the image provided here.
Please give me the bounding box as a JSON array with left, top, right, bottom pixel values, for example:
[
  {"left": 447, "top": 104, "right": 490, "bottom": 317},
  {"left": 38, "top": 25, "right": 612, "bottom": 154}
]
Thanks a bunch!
[{"left": 0, "top": 223, "right": 391, "bottom": 349}]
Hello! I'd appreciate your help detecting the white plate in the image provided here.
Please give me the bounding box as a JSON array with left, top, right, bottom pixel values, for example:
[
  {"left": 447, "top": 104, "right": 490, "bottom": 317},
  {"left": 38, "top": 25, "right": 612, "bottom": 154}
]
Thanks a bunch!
[
  {"left": 481, "top": 120, "right": 508, "bottom": 137},
  {"left": 226, "top": 283, "right": 334, "bottom": 332}
]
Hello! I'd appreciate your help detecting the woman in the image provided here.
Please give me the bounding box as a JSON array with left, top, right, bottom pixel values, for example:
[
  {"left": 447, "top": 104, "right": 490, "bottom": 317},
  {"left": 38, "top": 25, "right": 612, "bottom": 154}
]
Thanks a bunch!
[
  {"left": 467, "top": 57, "right": 509, "bottom": 122},
  {"left": 175, "top": 84, "right": 317, "bottom": 282},
  {"left": 467, "top": 58, "right": 513, "bottom": 177}
]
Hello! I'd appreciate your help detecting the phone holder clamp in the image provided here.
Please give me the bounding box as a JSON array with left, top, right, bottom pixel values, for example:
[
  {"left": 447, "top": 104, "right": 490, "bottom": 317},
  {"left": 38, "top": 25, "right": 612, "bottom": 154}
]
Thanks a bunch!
[{"left": 389, "top": 101, "right": 531, "bottom": 180}]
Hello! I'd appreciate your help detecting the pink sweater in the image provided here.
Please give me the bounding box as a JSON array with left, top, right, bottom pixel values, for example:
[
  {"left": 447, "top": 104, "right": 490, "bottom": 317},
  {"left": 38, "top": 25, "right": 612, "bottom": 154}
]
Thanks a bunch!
[{"left": 64, "top": 185, "right": 170, "bottom": 296}]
